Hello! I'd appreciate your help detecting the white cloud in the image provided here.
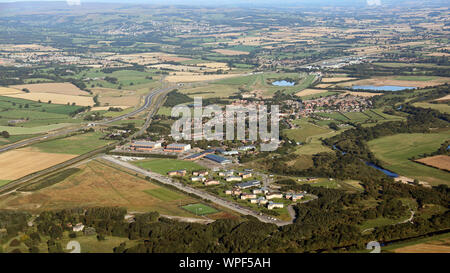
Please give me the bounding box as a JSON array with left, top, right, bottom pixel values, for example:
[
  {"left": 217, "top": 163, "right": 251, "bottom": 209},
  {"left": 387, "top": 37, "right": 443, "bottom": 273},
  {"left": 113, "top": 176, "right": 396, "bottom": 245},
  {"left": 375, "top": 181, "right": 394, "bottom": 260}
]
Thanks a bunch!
[
  {"left": 367, "top": 0, "right": 381, "bottom": 6},
  {"left": 67, "top": 0, "right": 81, "bottom": 6}
]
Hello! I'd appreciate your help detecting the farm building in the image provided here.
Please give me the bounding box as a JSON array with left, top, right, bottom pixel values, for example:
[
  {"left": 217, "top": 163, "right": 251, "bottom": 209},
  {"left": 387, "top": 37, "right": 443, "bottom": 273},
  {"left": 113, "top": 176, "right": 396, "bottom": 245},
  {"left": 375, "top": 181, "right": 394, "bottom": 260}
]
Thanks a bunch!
[
  {"left": 239, "top": 145, "right": 256, "bottom": 151},
  {"left": 168, "top": 170, "right": 187, "bottom": 177},
  {"left": 240, "top": 172, "right": 252, "bottom": 179},
  {"left": 266, "top": 192, "right": 283, "bottom": 200},
  {"left": 165, "top": 143, "right": 191, "bottom": 153},
  {"left": 222, "top": 150, "right": 239, "bottom": 156},
  {"left": 226, "top": 176, "right": 242, "bottom": 182},
  {"left": 240, "top": 193, "right": 257, "bottom": 200},
  {"left": 267, "top": 202, "right": 284, "bottom": 210},
  {"left": 219, "top": 170, "right": 234, "bottom": 177},
  {"left": 204, "top": 180, "right": 220, "bottom": 186},
  {"left": 191, "top": 176, "right": 207, "bottom": 182},
  {"left": 73, "top": 223, "right": 85, "bottom": 232},
  {"left": 204, "top": 154, "right": 232, "bottom": 165},
  {"left": 130, "top": 141, "right": 162, "bottom": 151},
  {"left": 236, "top": 180, "right": 261, "bottom": 189}
]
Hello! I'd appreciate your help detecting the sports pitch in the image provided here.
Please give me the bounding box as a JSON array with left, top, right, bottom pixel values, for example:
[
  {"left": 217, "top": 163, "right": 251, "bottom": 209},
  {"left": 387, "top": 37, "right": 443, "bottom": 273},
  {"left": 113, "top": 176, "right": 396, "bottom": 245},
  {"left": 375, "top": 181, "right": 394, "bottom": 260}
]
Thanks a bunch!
[{"left": 182, "top": 203, "right": 219, "bottom": 215}]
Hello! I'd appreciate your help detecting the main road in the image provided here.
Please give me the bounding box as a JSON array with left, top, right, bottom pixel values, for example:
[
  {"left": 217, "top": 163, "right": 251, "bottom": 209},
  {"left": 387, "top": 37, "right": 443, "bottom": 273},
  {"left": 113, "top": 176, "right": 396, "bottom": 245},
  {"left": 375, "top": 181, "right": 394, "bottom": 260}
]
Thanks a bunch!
[
  {"left": 101, "top": 155, "right": 292, "bottom": 227},
  {"left": 0, "top": 85, "right": 173, "bottom": 154}
]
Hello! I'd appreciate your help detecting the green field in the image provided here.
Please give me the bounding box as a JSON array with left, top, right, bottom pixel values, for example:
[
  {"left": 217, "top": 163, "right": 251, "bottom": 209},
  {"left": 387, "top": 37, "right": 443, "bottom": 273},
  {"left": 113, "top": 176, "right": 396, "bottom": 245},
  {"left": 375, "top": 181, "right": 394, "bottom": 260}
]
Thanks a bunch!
[
  {"left": 182, "top": 203, "right": 219, "bottom": 215},
  {"left": 211, "top": 72, "right": 316, "bottom": 96},
  {"left": 284, "top": 119, "right": 334, "bottom": 142},
  {"left": 30, "top": 132, "right": 113, "bottom": 155},
  {"left": 0, "top": 123, "right": 72, "bottom": 135},
  {"left": 413, "top": 102, "right": 450, "bottom": 114},
  {"left": 144, "top": 188, "right": 184, "bottom": 201},
  {"left": 368, "top": 131, "right": 450, "bottom": 185},
  {"left": 0, "top": 180, "right": 11, "bottom": 187},
  {"left": 132, "top": 158, "right": 203, "bottom": 175}
]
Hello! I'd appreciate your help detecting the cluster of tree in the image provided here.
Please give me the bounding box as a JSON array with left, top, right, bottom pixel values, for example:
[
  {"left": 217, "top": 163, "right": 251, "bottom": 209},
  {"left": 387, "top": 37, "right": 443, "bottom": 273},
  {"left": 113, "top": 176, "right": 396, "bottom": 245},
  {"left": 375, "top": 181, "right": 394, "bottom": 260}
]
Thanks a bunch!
[{"left": 163, "top": 90, "right": 192, "bottom": 107}]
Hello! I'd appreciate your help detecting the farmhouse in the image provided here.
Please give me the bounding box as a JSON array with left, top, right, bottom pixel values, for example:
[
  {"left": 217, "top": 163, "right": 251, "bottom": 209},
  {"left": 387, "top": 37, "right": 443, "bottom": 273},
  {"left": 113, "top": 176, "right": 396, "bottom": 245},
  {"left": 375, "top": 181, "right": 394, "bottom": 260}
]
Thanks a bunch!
[
  {"left": 168, "top": 170, "right": 187, "bottom": 177},
  {"left": 219, "top": 170, "right": 234, "bottom": 177},
  {"left": 226, "top": 176, "right": 242, "bottom": 182},
  {"left": 286, "top": 193, "right": 305, "bottom": 201},
  {"left": 240, "top": 193, "right": 257, "bottom": 200},
  {"left": 253, "top": 187, "right": 269, "bottom": 195},
  {"left": 240, "top": 172, "right": 252, "bottom": 179},
  {"left": 236, "top": 180, "right": 261, "bottom": 189},
  {"left": 165, "top": 143, "right": 191, "bottom": 153},
  {"left": 266, "top": 192, "right": 283, "bottom": 200},
  {"left": 239, "top": 145, "right": 256, "bottom": 151},
  {"left": 191, "top": 176, "right": 207, "bottom": 182},
  {"left": 204, "top": 154, "right": 232, "bottom": 165},
  {"left": 204, "top": 180, "right": 220, "bottom": 186},
  {"left": 267, "top": 202, "right": 284, "bottom": 210},
  {"left": 130, "top": 141, "right": 162, "bottom": 151},
  {"left": 222, "top": 150, "right": 239, "bottom": 156},
  {"left": 193, "top": 170, "right": 209, "bottom": 176},
  {"left": 73, "top": 223, "right": 85, "bottom": 232}
]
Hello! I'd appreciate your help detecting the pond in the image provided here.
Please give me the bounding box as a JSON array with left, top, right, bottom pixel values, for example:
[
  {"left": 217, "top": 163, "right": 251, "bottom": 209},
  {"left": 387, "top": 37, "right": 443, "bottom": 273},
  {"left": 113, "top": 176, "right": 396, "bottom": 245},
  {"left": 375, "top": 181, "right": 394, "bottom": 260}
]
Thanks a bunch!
[
  {"left": 272, "top": 80, "right": 296, "bottom": 87},
  {"left": 352, "top": 85, "right": 416, "bottom": 91}
]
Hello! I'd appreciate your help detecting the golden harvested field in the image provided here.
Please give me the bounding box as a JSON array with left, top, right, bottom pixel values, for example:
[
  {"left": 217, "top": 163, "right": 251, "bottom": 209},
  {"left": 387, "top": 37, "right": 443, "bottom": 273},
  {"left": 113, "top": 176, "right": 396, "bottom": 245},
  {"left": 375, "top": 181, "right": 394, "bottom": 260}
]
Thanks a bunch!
[
  {"left": 165, "top": 73, "right": 243, "bottom": 83},
  {"left": 0, "top": 44, "right": 58, "bottom": 51},
  {"left": 321, "top": 77, "right": 357, "bottom": 83},
  {"left": 9, "top": 83, "right": 85, "bottom": 96},
  {"left": 344, "top": 91, "right": 383, "bottom": 97},
  {"left": 98, "top": 95, "right": 140, "bottom": 107},
  {"left": 339, "top": 76, "right": 450, "bottom": 88},
  {"left": 416, "top": 155, "right": 450, "bottom": 172},
  {"left": 213, "top": 49, "right": 249, "bottom": 56},
  {"left": 295, "top": 89, "right": 328, "bottom": 97},
  {"left": 4, "top": 92, "right": 94, "bottom": 106},
  {"left": 158, "top": 55, "right": 191, "bottom": 62},
  {"left": 435, "top": 95, "right": 450, "bottom": 102},
  {"left": 0, "top": 86, "right": 22, "bottom": 95},
  {"left": 0, "top": 148, "right": 76, "bottom": 180},
  {"left": 393, "top": 238, "right": 450, "bottom": 253},
  {"left": 315, "top": 84, "right": 332, "bottom": 88},
  {"left": 0, "top": 160, "right": 198, "bottom": 215},
  {"left": 196, "top": 62, "right": 229, "bottom": 69}
]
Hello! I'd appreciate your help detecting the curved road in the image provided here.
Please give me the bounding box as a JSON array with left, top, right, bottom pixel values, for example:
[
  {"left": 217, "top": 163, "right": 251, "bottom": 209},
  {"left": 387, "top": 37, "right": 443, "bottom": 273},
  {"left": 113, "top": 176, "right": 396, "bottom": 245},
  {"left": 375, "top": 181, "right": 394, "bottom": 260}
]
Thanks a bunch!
[{"left": 0, "top": 85, "right": 173, "bottom": 154}]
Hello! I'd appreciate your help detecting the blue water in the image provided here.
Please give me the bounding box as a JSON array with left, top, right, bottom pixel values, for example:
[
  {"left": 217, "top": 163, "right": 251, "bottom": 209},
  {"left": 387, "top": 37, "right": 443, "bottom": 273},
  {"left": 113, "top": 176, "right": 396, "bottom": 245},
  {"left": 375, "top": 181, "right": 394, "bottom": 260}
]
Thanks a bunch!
[
  {"left": 272, "top": 80, "right": 295, "bottom": 87},
  {"left": 366, "top": 162, "right": 399, "bottom": 178},
  {"left": 352, "top": 85, "right": 416, "bottom": 91}
]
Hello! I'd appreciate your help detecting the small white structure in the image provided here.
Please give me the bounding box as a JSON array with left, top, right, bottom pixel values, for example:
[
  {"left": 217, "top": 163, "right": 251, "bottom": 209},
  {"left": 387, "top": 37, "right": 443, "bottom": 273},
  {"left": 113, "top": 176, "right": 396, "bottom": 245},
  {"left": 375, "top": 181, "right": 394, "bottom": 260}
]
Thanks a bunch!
[{"left": 73, "top": 223, "right": 85, "bottom": 232}]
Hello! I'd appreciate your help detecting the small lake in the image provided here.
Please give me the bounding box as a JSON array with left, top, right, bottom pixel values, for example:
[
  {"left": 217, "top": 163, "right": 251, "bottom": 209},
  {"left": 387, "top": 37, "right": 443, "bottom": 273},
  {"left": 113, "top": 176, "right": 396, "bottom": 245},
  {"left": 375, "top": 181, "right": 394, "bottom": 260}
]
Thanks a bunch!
[
  {"left": 352, "top": 85, "right": 416, "bottom": 92},
  {"left": 366, "top": 162, "right": 399, "bottom": 178},
  {"left": 272, "top": 80, "right": 296, "bottom": 87}
]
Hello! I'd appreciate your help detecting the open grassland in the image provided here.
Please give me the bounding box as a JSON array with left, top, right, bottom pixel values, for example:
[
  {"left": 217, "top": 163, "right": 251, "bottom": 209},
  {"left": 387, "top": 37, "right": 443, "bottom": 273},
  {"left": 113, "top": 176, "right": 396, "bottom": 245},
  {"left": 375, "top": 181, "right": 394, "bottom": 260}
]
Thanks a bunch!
[
  {"left": 9, "top": 83, "right": 86, "bottom": 96},
  {"left": 212, "top": 49, "right": 250, "bottom": 55},
  {"left": 416, "top": 155, "right": 450, "bottom": 172},
  {"left": 179, "top": 84, "right": 238, "bottom": 99},
  {"left": 286, "top": 119, "right": 337, "bottom": 155},
  {"left": 0, "top": 123, "right": 72, "bottom": 135},
  {"left": 132, "top": 158, "right": 203, "bottom": 175},
  {"left": 413, "top": 102, "right": 450, "bottom": 114},
  {"left": 382, "top": 233, "right": 450, "bottom": 253},
  {"left": 4, "top": 92, "right": 94, "bottom": 106},
  {"left": 0, "top": 160, "right": 198, "bottom": 216},
  {"left": 211, "top": 72, "right": 316, "bottom": 97},
  {"left": 0, "top": 87, "right": 22, "bottom": 95},
  {"left": 30, "top": 132, "right": 112, "bottom": 155},
  {"left": 338, "top": 76, "right": 450, "bottom": 89},
  {"left": 0, "top": 148, "right": 77, "bottom": 180},
  {"left": 182, "top": 203, "right": 219, "bottom": 215},
  {"left": 284, "top": 119, "right": 333, "bottom": 142},
  {"left": 0, "top": 180, "right": 11, "bottom": 187},
  {"left": 165, "top": 73, "right": 243, "bottom": 83},
  {"left": 368, "top": 132, "right": 450, "bottom": 185},
  {"left": 0, "top": 95, "right": 85, "bottom": 115},
  {"left": 321, "top": 77, "right": 356, "bottom": 83},
  {"left": 295, "top": 88, "right": 329, "bottom": 97}
]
